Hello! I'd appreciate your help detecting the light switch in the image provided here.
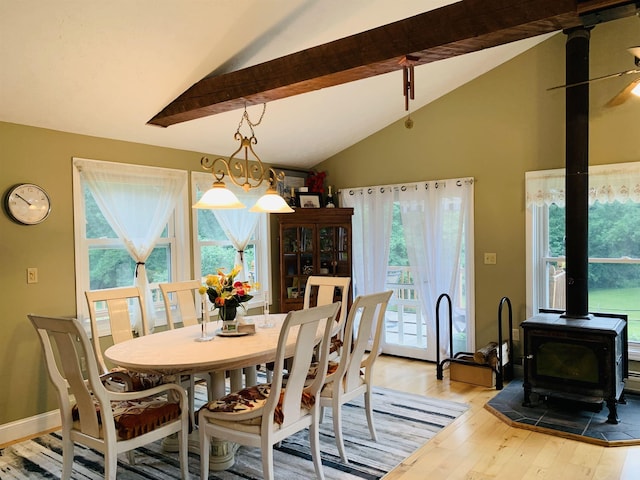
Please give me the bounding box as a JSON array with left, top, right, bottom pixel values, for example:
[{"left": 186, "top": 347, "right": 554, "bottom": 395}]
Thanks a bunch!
[
  {"left": 484, "top": 253, "right": 497, "bottom": 265},
  {"left": 27, "top": 267, "right": 38, "bottom": 284}
]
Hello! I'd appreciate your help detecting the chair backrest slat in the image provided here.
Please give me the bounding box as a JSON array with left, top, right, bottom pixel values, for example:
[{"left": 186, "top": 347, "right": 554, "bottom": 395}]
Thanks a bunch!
[
  {"left": 160, "top": 280, "right": 202, "bottom": 329},
  {"left": 340, "top": 291, "right": 393, "bottom": 391},
  {"left": 29, "top": 315, "right": 105, "bottom": 438},
  {"left": 268, "top": 302, "right": 340, "bottom": 427},
  {"left": 303, "top": 276, "right": 351, "bottom": 334},
  {"left": 85, "top": 286, "right": 147, "bottom": 374}
]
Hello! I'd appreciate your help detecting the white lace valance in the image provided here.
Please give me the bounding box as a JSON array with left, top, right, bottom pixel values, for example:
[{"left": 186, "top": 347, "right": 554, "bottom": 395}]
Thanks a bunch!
[{"left": 526, "top": 161, "right": 640, "bottom": 207}]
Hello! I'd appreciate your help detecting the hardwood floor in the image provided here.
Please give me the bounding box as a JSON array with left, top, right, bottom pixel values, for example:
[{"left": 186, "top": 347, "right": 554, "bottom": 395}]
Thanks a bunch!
[{"left": 375, "top": 355, "right": 640, "bottom": 480}]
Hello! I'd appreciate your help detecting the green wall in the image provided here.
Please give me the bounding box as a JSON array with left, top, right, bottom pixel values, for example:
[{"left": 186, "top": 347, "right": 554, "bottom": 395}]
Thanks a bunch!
[
  {"left": 315, "top": 17, "right": 639, "bottom": 355},
  {"left": 0, "top": 127, "right": 207, "bottom": 426},
  {"left": 1, "top": 15, "right": 638, "bottom": 432}
]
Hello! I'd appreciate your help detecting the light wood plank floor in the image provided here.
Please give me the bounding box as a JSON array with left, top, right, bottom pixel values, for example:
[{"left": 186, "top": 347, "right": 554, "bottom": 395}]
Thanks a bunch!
[{"left": 375, "top": 355, "right": 640, "bottom": 480}]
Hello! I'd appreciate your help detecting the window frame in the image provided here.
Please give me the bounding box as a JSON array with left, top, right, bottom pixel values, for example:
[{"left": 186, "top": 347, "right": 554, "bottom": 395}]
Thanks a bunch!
[
  {"left": 72, "top": 158, "right": 190, "bottom": 336},
  {"left": 525, "top": 163, "right": 640, "bottom": 361}
]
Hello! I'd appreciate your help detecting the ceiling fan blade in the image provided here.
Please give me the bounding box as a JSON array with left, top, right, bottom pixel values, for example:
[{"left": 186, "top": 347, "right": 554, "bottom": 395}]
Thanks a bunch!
[
  {"left": 605, "top": 77, "right": 640, "bottom": 107},
  {"left": 547, "top": 69, "right": 640, "bottom": 91}
]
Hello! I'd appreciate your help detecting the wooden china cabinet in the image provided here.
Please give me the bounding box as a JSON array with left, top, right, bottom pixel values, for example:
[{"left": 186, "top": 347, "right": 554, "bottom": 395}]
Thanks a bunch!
[{"left": 275, "top": 208, "right": 353, "bottom": 313}]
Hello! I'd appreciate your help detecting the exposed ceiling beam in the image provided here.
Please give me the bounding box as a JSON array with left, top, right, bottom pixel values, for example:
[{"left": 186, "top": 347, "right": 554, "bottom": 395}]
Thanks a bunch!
[{"left": 148, "top": 0, "right": 638, "bottom": 127}]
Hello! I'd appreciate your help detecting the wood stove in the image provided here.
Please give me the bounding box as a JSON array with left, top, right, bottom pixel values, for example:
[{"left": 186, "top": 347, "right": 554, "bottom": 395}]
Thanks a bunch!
[
  {"left": 522, "top": 24, "right": 631, "bottom": 424},
  {"left": 522, "top": 310, "right": 628, "bottom": 423}
]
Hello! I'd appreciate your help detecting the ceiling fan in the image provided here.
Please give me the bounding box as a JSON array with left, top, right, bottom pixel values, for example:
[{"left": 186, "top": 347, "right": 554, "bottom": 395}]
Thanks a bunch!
[{"left": 547, "top": 46, "right": 640, "bottom": 107}]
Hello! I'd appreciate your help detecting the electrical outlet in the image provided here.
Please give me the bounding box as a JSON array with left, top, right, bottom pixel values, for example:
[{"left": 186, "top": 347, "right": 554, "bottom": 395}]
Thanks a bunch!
[
  {"left": 27, "top": 267, "right": 38, "bottom": 284},
  {"left": 484, "top": 253, "right": 497, "bottom": 265},
  {"left": 512, "top": 328, "right": 520, "bottom": 341}
]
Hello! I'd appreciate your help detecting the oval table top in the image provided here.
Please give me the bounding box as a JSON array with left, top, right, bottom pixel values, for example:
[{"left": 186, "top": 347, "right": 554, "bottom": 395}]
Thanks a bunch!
[{"left": 104, "top": 314, "right": 290, "bottom": 376}]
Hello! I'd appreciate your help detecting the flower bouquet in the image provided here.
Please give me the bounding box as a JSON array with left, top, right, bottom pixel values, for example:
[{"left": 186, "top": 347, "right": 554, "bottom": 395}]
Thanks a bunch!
[{"left": 200, "top": 266, "right": 255, "bottom": 332}]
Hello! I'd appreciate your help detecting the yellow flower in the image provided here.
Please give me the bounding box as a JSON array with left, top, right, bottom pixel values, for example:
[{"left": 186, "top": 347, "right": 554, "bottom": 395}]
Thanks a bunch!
[{"left": 198, "top": 286, "right": 207, "bottom": 295}]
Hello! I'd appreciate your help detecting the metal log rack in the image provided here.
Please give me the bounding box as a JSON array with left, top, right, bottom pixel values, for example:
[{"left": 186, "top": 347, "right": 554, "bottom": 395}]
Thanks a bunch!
[{"left": 436, "top": 294, "right": 514, "bottom": 390}]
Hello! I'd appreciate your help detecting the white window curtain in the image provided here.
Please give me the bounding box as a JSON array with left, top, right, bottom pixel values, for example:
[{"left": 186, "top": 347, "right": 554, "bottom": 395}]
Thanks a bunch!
[
  {"left": 526, "top": 161, "right": 640, "bottom": 207},
  {"left": 341, "top": 178, "right": 474, "bottom": 359},
  {"left": 192, "top": 174, "right": 267, "bottom": 280},
  {"left": 397, "top": 179, "right": 474, "bottom": 360},
  {"left": 74, "top": 158, "right": 187, "bottom": 332},
  {"left": 340, "top": 187, "right": 394, "bottom": 297}
]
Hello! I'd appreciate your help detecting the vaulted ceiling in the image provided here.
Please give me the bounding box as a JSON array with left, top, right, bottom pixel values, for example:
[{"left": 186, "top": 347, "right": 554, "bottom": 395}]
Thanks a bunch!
[{"left": 1, "top": 1, "right": 637, "bottom": 168}]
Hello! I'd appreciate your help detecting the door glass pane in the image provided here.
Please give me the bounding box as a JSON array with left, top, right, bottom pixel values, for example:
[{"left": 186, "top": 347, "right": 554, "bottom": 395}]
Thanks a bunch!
[{"left": 384, "top": 203, "right": 426, "bottom": 353}]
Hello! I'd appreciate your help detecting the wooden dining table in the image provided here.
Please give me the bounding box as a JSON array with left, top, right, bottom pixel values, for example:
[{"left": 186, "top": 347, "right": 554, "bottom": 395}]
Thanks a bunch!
[
  {"left": 104, "top": 313, "right": 297, "bottom": 470},
  {"left": 106, "top": 314, "right": 288, "bottom": 396}
]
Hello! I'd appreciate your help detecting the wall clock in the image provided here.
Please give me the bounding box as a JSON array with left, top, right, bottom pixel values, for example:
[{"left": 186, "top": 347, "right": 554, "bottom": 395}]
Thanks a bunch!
[{"left": 4, "top": 183, "right": 51, "bottom": 225}]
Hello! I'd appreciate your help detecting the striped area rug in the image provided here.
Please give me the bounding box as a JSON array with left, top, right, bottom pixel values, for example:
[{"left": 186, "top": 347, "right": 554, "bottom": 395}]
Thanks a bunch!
[{"left": 0, "top": 387, "right": 467, "bottom": 479}]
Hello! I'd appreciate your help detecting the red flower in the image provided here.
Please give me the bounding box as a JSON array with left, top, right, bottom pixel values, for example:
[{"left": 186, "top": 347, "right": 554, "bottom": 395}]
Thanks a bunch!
[{"left": 306, "top": 171, "right": 326, "bottom": 193}]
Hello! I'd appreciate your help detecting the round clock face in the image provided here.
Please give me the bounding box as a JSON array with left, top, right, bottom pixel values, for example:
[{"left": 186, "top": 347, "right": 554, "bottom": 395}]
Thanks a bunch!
[{"left": 5, "top": 183, "right": 51, "bottom": 225}]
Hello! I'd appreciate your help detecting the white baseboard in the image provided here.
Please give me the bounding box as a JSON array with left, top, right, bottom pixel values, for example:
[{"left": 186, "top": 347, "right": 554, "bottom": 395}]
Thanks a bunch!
[{"left": 0, "top": 410, "right": 60, "bottom": 447}]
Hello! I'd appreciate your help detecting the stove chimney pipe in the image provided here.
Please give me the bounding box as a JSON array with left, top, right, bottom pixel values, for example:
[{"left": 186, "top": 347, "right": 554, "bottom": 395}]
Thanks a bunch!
[{"left": 563, "top": 27, "right": 591, "bottom": 319}]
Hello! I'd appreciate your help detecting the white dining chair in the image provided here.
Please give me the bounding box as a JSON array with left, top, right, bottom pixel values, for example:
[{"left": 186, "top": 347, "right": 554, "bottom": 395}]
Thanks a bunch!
[
  {"left": 319, "top": 290, "right": 393, "bottom": 464},
  {"left": 28, "top": 314, "right": 190, "bottom": 480},
  {"left": 85, "top": 286, "right": 151, "bottom": 377},
  {"left": 160, "top": 280, "right": 214, "bottom": 419},
  {"left": 198, "top": 302, "right": 341, "bottom": 480},
  {"left": 265, "top": 276, "right": 350, "bottom": 382}
]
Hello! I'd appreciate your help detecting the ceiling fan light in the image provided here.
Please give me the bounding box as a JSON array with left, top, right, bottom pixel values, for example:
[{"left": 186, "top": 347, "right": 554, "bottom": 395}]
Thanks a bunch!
[
  {"left": 193, "top": 181, "right": 246, "bottom": 209},
  {"left": 249, "top": 189, "right": 294, "bottom": 213},
  {"left": 631, "top": 80, "right": 640, "bottom": 97}
]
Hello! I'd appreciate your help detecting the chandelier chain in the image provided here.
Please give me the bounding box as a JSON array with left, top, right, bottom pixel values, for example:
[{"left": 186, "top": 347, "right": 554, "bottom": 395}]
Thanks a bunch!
[{"left": 236, "top": 103, "right": 267, "bottom": 137}]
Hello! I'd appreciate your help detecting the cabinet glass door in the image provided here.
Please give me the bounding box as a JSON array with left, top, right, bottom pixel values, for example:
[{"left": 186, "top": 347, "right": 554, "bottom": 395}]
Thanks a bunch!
[
  {"left": 319, "top": 226, "right": 350, "bottom": 275},
  {"left": 282, "top": 225, "right": 314, "bottom": 302}
]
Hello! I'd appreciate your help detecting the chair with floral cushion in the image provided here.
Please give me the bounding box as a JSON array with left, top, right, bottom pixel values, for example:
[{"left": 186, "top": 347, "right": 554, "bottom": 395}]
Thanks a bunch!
[
  {"left": 198, "top": 302, "right": 340, "bottom": 480},
  {"left": 85, "top": 287, "right": 163, "bottom": 390},
  {"left": 318, "top": 290, "right": 393, "bottom": 464},
  {"left": 303, "top": 276, "right": 351, "bottom": 359},
  {"left": 265, "top": 276, "right": 350, "bottom": 382},
  {"left": 160, "top": 280, "right": 213, "bottom": 418},
  {"left": 28, "top": 314, "right": 190, "bottom": 480}
]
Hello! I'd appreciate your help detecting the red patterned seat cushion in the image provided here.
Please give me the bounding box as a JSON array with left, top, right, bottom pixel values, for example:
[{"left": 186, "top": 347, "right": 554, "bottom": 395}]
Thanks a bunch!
[
  {"left": 109, "top": 366, "right": 164, "bottom": 391},
  {"left": 71, "top": 396, "right": 181, "bottom": 440}
]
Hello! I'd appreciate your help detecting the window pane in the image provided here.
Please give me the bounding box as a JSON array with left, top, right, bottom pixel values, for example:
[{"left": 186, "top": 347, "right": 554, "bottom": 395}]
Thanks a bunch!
[
  {"left": 200, "top": 245, "right": 255, "bottom": 278},
  {"left": 88, "top": 245, "right": 171, "bottom": 289},
  {"left": 589, "top": 202, "right": 640, "bottom": 259},
  {"left": 548, "top": 204, "right": 565, "bottom": 257},
  {"left": 84, "top": 187, "right": 117, "bottom": 239},
  {"left": 588, "top": 264, "right": 640, "bottom": 343},
  {"left": 544, "top": 201, "right": 640, "bottom": 343},
  {"left": 197, "top": 210, "right": 229, "bottom": 241},
  {"left": 88, "top": 247, "right": 136, "bottom": 289}
]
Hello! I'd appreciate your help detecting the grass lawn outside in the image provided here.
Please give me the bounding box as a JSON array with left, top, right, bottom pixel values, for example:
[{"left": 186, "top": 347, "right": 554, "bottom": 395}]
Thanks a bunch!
[{"left": 589, "top": 287, "right": 640, "bottom": 341}]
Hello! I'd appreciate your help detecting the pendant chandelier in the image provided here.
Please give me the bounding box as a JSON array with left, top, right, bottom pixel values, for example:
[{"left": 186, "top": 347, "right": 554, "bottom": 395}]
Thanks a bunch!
[{"left": 193, "top": 104, "right": 293, "bottom": 213}]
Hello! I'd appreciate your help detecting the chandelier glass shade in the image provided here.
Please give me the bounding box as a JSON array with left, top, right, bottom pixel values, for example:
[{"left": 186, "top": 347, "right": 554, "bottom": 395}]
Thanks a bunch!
[
  {"left": 192, "top": 181, "right": 246, "bottom": 209},
  {"left": 249, "top": 186, "right": 293, "bottom": 213}
]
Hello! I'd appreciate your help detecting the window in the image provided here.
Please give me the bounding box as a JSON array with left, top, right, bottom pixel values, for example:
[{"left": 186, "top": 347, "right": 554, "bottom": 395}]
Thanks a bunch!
[
  {"left": 526, "top": 162, "right": 640, "bottom": 359},
  {"left": 192, "top": 172, "right": 270, "bottom": 308},
  {"left": 73, "top": 158, "right": 190, "bottom": 334}
]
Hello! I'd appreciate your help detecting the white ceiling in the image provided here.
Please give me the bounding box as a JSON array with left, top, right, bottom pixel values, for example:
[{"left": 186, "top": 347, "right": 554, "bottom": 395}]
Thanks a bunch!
[{"left": 0, "top": 0, "right": 553, "bottom": 169}]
